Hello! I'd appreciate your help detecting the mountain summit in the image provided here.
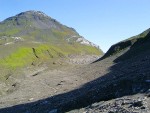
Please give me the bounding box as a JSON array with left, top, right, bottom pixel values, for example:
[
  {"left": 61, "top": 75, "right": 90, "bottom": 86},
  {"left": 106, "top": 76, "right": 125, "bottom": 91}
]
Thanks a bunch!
[
  {"left": 2, "top": 10, "right": 66, "bottom": 29},
  {"left": 0, "top": 10, "right": 101, "bottom": 48}
]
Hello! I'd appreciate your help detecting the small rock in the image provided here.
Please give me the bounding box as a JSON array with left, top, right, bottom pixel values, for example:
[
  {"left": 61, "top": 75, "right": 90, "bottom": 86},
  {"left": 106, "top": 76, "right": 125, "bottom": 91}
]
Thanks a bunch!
[
  {"left": 25, "top": 110, "right": 30, "bottom": 113},
  {"left": 43, "top": 100, "right": 48, "bottom": 104},
  {"left": 147, "top": 94, "right": 150, "bottom": 97},
  {"left": 145, "top": 80, "right": 150, "bottom": 83},
  {"left": 83, "top": 111, "right": 88, "bottom": 113},
  {"left": 28, "top": 98, "right": 34, "bottom": 101},
  {"left": 57, "top": 83, "right": 62, "bottom": 86},
  {"left": 32, "top": 72, "right": 39, "bottom": 76},
  {"left": 141, "top": 106, "right": 146, "bottom": 109},
  {"left": 49, "top": 109, "right": 57, "bottom": 113},
  {"left": 53, "top": 62, "right": 56, "bottom": 65},
  {"left": 12, "top": 83, "right": 17, "bottom": 87},
  {"left": 132, "top": 101, "right": 143, "bottom": 107}
]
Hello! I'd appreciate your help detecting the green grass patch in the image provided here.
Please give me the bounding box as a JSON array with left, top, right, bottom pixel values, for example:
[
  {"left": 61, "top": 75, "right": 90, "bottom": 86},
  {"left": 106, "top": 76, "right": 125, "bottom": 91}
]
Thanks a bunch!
[
  {"left": 0, "top": 42, "right": 102, "bottom": 69},
  {"left": 0, "top": 47, "right": 33, "bottom": 68}
]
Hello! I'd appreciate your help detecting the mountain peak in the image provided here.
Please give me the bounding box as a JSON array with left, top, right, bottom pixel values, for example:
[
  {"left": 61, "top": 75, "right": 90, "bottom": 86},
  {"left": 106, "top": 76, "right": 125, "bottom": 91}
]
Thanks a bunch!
[
  {"left": 2, "top": 10, "right": 59, "bottom": 29},
  {"left": 17, "top": 10, "right": 49, "bottom": 18}
]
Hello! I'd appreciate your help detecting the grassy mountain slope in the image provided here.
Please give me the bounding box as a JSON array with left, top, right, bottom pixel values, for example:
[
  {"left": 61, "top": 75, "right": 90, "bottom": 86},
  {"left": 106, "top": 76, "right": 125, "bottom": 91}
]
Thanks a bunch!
[
  {"left": 99, "top": 28, "right": 150, "bottom": 62},
  {"left": 0, "top": 11, "right": 103, "bottom": 69}
]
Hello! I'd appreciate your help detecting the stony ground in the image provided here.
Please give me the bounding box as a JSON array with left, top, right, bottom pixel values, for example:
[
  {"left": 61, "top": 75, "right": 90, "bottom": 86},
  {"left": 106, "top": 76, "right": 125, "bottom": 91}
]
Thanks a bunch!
[
  {"left": 0, "top": 51, "right": 149, "bottom": 113},
  {"left": 70, "top": 92, "right": 150, "bottom": 113},
  {"left": 0, "top": 55, "right": 104, "bottom": 112}
]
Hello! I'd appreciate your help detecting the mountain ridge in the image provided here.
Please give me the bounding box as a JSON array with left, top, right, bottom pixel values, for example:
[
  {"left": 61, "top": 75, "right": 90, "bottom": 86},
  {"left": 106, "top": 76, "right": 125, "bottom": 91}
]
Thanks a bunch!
[{"left": 97, "top": 28, "right": 150, "bottom": 62}]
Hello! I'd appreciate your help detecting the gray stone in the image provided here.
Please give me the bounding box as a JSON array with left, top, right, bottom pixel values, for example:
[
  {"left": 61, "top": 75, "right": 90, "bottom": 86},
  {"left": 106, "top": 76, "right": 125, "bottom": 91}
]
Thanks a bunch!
[{"left": 49, "top": 109, "right": 58, "bottom": 113}]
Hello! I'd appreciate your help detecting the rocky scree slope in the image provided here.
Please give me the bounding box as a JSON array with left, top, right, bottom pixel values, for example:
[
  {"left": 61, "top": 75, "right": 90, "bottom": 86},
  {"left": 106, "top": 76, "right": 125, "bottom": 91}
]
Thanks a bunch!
[{"left": 68, "top": 28, "right": 150, "bottom": 113}]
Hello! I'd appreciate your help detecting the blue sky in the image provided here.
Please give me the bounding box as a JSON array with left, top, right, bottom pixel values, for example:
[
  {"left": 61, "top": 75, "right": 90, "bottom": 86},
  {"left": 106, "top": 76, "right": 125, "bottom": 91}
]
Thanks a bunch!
[{"left": 0, "top": 0, "right": 150, "bottom": 52}]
